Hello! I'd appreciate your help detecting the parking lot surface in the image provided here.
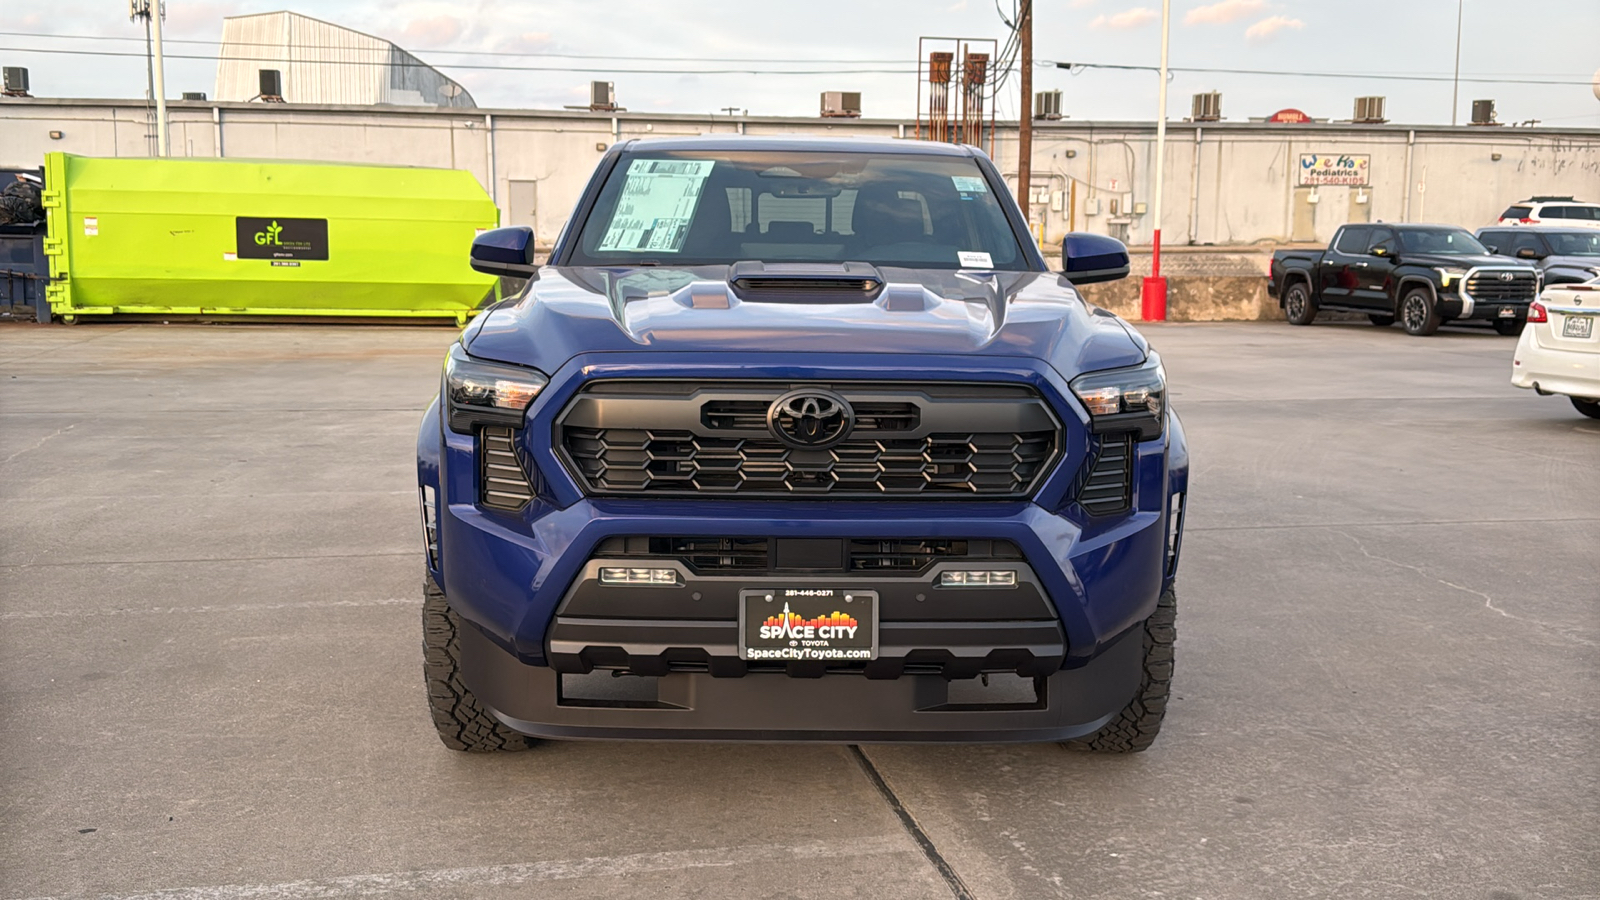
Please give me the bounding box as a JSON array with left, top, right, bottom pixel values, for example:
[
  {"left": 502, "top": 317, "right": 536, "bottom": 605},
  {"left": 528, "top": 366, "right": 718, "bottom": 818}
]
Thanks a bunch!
[{"left": 2, "top": 320, "right": 1596, "bottom": 900}]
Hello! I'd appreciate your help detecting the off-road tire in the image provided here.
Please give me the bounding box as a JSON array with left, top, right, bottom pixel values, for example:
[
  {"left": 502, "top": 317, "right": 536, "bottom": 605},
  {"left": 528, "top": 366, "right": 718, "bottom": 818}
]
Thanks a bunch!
[
  {"left": 1493, "top": 318, "right": 1523, "bottom": 337},
  {"left": 1401, "top": 288, "right": 1442, "bottom": 336},
  {"left": 1572, "top": 397, "right": 1600, "bottom": 419},
  {"left": 1283, "top": 281, "right": 1318, "bottom": 326},
  {"left": 1368, "top": 314, "right": 1395, "bottom": 327},
  {"left": 1062, "top": 584, "right": 1177, "bottom": 753},
  {"left": 423, "top": 574, "right": 538, "bottom": 752}
]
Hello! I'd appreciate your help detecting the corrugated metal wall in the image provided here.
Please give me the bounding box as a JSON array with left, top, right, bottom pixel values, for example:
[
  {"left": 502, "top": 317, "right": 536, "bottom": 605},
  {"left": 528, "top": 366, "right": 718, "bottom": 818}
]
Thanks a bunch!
[{"left": 214, "top": 12, "right": 474, "bottom": 108}]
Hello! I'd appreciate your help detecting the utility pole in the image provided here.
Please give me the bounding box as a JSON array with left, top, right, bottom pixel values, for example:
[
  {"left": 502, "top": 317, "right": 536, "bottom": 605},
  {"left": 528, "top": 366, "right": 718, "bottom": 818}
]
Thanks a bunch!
[
  {"left": 132, "top": 0, "right": 170, "bottom": 157},
  {"left": 1142, "top": 0, "right": 1171, "bottom": 322},
  {"left": 150, "top": 0, "right": 169, "bottom": 156},
  {"left": 1016, "top": 0, "right": 1033, "bottom": 225},
  {"left": 1450, "top": 0, "right": 1464, "bottom": 126}
]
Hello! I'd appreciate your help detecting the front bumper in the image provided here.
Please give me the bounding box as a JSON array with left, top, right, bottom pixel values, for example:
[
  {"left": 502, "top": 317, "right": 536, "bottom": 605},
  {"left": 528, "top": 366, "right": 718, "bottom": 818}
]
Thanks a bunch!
[
  {"left": 418, "top": 353, "right": 1188, "bottom": 741},
  {"left": 462, "top": 618, "right": 1143, "bottom": 742}
]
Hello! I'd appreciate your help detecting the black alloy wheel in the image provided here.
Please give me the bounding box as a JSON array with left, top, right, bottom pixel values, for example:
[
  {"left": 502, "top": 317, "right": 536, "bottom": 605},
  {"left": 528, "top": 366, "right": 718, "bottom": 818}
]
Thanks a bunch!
[
  {"left": 1401, "top": 288, "right": 1442, "bottom": 336},
  {"left": 1284, "top": 282, "right": 1317, "bottom": 326}
]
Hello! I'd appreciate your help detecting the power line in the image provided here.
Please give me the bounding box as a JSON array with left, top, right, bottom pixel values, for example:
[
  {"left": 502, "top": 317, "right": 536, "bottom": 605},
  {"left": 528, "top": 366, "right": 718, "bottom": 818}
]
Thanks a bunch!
[
  {"left": 0, "top": 30, "right": 918, "bottom": 65},
  {"left": 1050, "top": 61, "right": 1593, "bottom": 86},
  {"left": 0, "top": 46, "right": 924, "bottom": 75}
]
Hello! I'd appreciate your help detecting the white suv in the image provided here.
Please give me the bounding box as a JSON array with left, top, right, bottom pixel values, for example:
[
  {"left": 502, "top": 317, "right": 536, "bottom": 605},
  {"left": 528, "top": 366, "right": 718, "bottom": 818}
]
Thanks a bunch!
[{"left": 1497, "top": 197, "right": 1600, "bottom": 229}]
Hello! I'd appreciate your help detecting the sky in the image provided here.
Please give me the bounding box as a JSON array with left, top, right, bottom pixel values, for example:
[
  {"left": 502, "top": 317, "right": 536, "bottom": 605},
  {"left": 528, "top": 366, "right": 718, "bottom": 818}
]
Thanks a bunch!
[{"left": 2, "top": 0, "right": 1597, "bottom": 126}]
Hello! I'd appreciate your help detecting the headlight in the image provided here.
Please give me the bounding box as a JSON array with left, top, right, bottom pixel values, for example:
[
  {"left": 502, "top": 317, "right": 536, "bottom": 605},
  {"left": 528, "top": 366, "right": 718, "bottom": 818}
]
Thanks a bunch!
[
  {"left": 1435, "top": 267, "right": 1468, "bottom": 290},
  {"left": 1069, "top": 353, "right": 1166, "bottom": 440},
  {"left": 443, "top": 342, "right": 548, "bottom": 433}
]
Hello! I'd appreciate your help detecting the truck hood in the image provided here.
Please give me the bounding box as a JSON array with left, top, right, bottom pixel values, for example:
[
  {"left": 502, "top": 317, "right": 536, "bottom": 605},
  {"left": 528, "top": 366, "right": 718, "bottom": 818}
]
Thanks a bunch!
[
  {"left": 463, "top": 265, "right": 1147, "bottom": 380},
  {"left": 1542, "top": 254, "right": 1600, "bottom": 272},
  {"left": 1399, "top": 252, "right": 1536, "bottom": 270}
]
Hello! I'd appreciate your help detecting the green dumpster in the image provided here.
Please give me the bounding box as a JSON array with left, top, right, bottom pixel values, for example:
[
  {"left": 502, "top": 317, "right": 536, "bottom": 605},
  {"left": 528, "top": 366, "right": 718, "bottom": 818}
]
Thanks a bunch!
[{"left": 41, "top": 152, "right": 499, "bottom": 324}]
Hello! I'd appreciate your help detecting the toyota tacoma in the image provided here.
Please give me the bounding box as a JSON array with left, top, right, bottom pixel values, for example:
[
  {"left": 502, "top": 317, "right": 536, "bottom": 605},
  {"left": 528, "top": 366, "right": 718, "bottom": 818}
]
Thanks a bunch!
[{"left": 417, "top": 137, "right": 1188, "bottom": 749}]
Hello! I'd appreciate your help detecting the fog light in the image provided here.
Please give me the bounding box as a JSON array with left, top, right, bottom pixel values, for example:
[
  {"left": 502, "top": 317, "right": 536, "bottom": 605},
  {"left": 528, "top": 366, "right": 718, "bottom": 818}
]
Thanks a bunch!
[
  {"left": 939, "top": 570, "right": 1017, "bottom": 587},
  {"left": 599, "top": 567, "right": 679, "bottom": 586}
]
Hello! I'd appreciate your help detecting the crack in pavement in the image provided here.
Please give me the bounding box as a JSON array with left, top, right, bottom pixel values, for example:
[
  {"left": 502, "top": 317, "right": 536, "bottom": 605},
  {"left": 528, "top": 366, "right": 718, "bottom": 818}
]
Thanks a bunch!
[
  {"left": 2, "top": 423, "right": 77, "bottom": 464},
  {"left": 1332, "top": 529, "right": 1595, "bottom": 648}
]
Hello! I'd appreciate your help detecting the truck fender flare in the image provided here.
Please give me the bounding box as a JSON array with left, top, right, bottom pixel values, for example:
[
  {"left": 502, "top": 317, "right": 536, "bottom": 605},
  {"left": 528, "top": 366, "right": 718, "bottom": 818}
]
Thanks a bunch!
[
  {"left": 1277, "top": 270, "right": 1312, "bottom": 309},
  {"left": 1393, "top": 276, "right": 1436, "bottom": 316}
]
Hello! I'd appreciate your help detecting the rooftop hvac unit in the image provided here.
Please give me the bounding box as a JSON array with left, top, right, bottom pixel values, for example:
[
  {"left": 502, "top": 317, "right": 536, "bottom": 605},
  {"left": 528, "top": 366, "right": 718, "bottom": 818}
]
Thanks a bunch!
[
  {"left": 2, "top": 66, "right": 29, "bottom": 96},
  {"left": 820, "top": 91, "right": 862, "bottom": 118},
  {"left": 590, "top": 81, "right": 616, "bottom": 111},
  {"left": 1353, "top": 96, "right": 1387, "bottom": 124},
  {"left": 1191, "top": 92, "right": 1222, "bottom": 122},
  {"left": 182, "top": 92, "right": 207, "bottom": 101},
  {"left": 258, "top": 69, "right": 283, "bottom": 102},
  {"left": 1470, "top": 99, "right": 1498, "bottom": 126},
  {"left": 1034, "top": 90, "right": 1063, "bottom": 120}
]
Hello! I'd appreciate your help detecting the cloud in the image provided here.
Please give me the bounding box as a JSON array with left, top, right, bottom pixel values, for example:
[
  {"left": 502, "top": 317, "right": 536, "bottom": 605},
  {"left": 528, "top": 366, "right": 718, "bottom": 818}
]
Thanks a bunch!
[
  {"left": 948, "top": 0, "right": 968, "bottom": 10},
  {"left": 1244, "top": 14, "right": 1305, "bottom": 41},
  {"left": 401, "top": 15, "right": 465, "bottom": 48},
  {"left": 1184, "top": 0, "right": 1267, "bottom": 25},
  {"left": 1089, "top": 8, "right": 1157, "bottom": 29}
]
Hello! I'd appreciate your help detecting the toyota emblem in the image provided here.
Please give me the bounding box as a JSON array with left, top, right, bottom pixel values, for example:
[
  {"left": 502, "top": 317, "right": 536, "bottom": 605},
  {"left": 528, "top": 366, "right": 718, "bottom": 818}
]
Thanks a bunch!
[
  {"left": 768, "top": 390, "right": 854, "bottom": 448},
  {"left": 1499, "top": 272, "right": 1515, "bottom": 282}
]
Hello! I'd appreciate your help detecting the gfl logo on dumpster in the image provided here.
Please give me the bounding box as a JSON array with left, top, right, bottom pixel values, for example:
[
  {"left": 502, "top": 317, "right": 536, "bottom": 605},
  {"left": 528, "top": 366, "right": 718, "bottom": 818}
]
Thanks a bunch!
[{"left": 254, "top": 221, "right": 285, "bottom": 246}]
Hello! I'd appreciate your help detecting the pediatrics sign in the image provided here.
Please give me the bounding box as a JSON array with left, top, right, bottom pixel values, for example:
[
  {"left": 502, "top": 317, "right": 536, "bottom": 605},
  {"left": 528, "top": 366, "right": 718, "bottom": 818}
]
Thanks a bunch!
[{"left": 1298, "top": 154, "right": 1371, "bottom": 186}]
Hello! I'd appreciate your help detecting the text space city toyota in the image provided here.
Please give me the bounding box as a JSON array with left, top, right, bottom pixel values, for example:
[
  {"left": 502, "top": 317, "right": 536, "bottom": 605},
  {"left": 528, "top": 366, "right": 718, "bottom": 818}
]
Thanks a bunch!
[{"left": 417, "top": 137, "right": 1188, "bottom": 750}]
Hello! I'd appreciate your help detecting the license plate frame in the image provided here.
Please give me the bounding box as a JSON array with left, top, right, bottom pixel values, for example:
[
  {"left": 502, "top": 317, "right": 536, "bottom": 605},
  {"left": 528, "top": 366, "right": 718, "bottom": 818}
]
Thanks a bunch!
[
  {"left": 738, "top": 588, "right": 878, "bottom": 662},
  {"left": 1563, "top": 315, "right": 1594, "bottom": 339},
  {"left": 1498, "top": 306, "right": 1517, "bottom": 318}
]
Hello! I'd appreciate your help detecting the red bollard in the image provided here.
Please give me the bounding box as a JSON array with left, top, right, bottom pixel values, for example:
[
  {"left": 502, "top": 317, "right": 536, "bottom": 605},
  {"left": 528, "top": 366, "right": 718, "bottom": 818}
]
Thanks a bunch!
[{"left": 1141, "top": 276, "right": 1168, "bottom": 322}]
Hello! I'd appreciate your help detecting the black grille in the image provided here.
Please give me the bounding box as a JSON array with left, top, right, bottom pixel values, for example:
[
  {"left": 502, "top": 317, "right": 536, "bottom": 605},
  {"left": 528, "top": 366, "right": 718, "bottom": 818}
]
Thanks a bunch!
[
  {"left": 1077, "top": 433, "right": 1133, "bottom": 515},
  {"left": 591, "top": 536, "right": 1023, "bottom": 575},
  {"left": 480, "top": 426, "right": 534, "bottom": 512},
  {"left": 847, "top": 539, "right": 1023, "bottom": 573},
  {"left": 1465, "top": 270, "right": 1538, "bottom": 303},
  {"left": 559, "top": 381, "right": 1061, "bottom": 499},
  {"left": 564, "top": 428, "right": 1055, "bottom": 497}
]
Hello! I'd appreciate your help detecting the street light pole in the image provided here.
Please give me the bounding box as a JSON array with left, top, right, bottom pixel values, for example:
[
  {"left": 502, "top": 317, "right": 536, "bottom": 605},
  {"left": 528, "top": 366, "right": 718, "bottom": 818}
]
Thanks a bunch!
[
  {"left": 1142, "top": 0, "right": 1171, "bottom": 322},
  {"left": 1450, "top": 0, "right": 1463, "bottom": 126}
]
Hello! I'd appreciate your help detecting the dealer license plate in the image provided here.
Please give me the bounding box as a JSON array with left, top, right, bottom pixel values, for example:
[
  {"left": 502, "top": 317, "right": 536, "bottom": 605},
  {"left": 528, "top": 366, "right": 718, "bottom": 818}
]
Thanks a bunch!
[
  {"left": 1498, "top": 306, "right": 1516, "bottom": 318},
  {"left": 739, "top": 588, "right": 877, "bottom": 662},
  {"left": 1563, "top": 315, "right": 1593, "bottom": 339}
]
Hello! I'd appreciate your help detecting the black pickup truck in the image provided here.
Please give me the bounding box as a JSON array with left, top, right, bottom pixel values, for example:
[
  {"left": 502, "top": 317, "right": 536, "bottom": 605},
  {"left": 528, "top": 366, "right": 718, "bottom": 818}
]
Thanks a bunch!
[{"left": 1269, "top": 223, "right": 1541, "bottom": 336}]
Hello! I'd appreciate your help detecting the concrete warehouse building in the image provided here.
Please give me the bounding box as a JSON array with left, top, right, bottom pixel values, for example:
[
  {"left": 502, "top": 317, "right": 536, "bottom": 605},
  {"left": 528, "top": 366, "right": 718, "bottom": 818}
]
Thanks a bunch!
[
  {"left": 3, "top": 97, "right": 1596, "bottom": 254},
  {"left": 213, "top": 12, "right": 475, "bottom": 108}
]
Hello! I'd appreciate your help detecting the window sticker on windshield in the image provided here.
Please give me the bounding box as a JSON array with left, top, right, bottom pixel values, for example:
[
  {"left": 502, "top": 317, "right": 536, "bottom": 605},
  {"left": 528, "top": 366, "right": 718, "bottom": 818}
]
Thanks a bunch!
[
  {"left": 597, "top": 159, "right": 716, "bottom": 253},
  {"left": 951, "top": 176, "right": 988, "bottom": 194},
  {"left": 958, "top": 251, "right": 994, "bottom": 268}
]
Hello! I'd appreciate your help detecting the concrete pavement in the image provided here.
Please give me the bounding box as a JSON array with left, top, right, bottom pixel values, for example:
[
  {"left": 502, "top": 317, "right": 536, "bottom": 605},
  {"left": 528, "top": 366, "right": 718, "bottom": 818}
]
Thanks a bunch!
[{"left": 1, "top": 320, "right": 1595, "bottom": 899}]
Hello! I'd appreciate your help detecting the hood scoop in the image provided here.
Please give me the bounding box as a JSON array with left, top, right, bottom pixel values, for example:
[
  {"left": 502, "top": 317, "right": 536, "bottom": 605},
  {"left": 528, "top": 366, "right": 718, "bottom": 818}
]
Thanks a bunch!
[{"left": 728, "top": 261, "right": 884, "bottom": 303}]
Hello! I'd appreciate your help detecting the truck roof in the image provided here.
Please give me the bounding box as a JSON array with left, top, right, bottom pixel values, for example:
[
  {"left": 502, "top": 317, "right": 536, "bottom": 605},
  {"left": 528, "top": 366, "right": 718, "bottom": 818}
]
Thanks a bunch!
[{"left": 618, "top": 135, "right": 978, "bottom": 156}]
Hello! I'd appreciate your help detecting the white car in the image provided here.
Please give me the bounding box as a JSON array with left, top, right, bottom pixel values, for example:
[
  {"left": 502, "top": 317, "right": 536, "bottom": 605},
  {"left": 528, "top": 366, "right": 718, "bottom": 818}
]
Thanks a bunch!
[
  {"left": 1497, "top": 197, "right": 1600, "bottom": 229},
  {"left": 1511, "top": 277, "right": 1600, "bottom": 418}
]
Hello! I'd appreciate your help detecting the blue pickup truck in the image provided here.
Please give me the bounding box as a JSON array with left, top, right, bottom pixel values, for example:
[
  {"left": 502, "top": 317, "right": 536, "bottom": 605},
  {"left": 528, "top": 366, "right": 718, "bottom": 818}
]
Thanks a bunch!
[{"left": 417, "top": 136, "right": 1187, "bottom": 749}]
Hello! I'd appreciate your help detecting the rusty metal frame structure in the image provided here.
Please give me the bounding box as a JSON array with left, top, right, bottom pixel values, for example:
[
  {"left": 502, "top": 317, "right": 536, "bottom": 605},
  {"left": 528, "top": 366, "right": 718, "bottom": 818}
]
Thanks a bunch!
[{"left": 914, "top": 37, "right": 999, "bottom": 157}]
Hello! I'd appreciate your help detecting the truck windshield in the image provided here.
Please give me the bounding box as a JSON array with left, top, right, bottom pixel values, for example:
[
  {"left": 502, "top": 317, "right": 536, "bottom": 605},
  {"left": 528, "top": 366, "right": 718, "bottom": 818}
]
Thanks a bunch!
[
  {"left": 567, "top": 150, "right": 1030, "bottom": 270},
  {"left": 1546, "top": 232, "right": 1600, "bottom": 256},
  {"left": 1397, "top": 229, "right": 1487, "bottom": 255}
]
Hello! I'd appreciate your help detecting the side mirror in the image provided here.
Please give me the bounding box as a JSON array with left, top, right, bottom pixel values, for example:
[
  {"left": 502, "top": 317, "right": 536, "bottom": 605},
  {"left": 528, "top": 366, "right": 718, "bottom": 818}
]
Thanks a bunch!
[
  {"left": 1060, "top": 232, "right": 1130, "bottom": 284},
  {"left": 1516, "top": 247, "right": 1544, "bottom": 260},
  {"left": 470, "top": 226, "right": 537, "bottom": 276}
]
